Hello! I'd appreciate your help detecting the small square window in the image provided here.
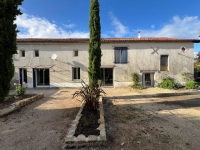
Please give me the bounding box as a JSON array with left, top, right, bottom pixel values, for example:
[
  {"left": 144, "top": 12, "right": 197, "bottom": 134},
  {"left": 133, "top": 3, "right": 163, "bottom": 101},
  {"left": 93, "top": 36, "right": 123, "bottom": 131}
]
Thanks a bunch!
[
  {"left": 21, "top": 50, "right": 25, "bottom": 57},
  {"left": 74, "top": 50, "right": 78, "bottom": 57},
  {"left": 34, "top": 50, "right": 39, "bottom": 57}
]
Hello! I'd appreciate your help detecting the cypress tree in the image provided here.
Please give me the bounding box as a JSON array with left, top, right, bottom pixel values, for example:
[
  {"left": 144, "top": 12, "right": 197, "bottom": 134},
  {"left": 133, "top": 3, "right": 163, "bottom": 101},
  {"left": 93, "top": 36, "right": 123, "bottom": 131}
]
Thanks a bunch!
[
  {"left": 0, "top": 0, "right": 23, "bottom": 103},
  {"left": 88, "top": 0, "right": 101, "bottom": 85}
]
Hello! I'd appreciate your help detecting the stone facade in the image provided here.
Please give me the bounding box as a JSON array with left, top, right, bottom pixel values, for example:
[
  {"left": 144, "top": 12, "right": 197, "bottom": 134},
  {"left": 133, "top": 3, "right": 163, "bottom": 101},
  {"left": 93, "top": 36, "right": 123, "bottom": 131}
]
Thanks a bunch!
[{"left": 13, "top": 38, "right": 200, "bottom": 88}]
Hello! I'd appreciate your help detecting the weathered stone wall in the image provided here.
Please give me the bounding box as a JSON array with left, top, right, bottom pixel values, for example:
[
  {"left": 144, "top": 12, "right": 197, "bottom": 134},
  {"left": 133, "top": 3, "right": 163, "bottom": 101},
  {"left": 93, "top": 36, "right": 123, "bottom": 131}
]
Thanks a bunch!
[{"left": 13, "top": 41, "right": 194, "bottom": 87}]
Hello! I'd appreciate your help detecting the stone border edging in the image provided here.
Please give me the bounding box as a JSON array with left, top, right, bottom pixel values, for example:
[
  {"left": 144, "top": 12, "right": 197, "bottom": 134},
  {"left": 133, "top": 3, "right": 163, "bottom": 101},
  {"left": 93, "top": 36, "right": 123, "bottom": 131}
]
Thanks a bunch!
[
  {"left": 0, "top": 93, "right": 44, "bottom": 117},
  {"left": 62, "top": 97, "right": 107, "bottom": 149}
]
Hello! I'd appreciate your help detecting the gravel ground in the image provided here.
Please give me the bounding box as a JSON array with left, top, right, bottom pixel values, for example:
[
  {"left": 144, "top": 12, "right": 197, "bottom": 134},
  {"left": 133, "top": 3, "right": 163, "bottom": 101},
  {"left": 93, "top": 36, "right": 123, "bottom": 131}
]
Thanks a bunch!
[
  {"left": 103, "top": 87, "right": 200, "bottom": 150},
  {"left": 0, "top": 88, "right": 81, "bottom": 150},
  {"left": 1, "top": 87, "right": 200, "bottom": 150}
]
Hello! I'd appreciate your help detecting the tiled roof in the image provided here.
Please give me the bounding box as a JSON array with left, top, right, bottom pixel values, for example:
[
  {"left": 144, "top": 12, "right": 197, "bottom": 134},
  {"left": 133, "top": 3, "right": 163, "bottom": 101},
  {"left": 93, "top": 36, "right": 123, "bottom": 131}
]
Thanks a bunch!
[{"left": 16, "top": 37, "right": 200, "bottom": 43}]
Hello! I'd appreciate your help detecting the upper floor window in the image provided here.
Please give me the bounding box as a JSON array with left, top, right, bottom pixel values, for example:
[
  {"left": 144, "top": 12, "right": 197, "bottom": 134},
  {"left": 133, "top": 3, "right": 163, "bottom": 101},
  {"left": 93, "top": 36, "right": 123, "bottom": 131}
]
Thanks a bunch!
[
  {"left": 114, "top": 47, "right": 128, "bottom": 64},
  {"left": 34, "top": 50, "right": 39, "bottom": 57},
  {"left": 74, "top": 50, "right": 78, "bottom": 57},
  {"left": 20, "top": 50, "right": 25, "bottom": 57},
  {"left": 160, "top": 55, "right": 169, "bottom": 71}
]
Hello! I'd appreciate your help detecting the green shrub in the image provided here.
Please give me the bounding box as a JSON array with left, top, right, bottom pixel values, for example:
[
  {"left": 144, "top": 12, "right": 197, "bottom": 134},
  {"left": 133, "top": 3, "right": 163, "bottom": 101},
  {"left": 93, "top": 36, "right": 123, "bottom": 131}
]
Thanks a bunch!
[
  {"left": 133, "top": 84, "right": 146, "bottom": 89},
  {"left": 157, "top": 76, "right": 179, "bottom": 89},
  {"left": 131, "top": 73, "right": 139, "bottom": 85},
  {"left": 14, "top": 83, "right": 26, "bottom": 96},
  {"left": 131, "top": 73, "right": 145, "bottom": 89},
  {"left": 72, "top": 80, "right": 106, "bottom": 111},
  {"left": 185, "top": 80, "right": 198, "bottom": 89}
]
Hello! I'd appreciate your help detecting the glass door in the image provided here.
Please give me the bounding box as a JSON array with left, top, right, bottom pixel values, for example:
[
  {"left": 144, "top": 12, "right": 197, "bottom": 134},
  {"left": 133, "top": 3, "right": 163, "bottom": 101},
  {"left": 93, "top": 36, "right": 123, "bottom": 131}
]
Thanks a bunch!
[
  {"left": 143, "top": 73, "right": 154, "bottom": 87},
  {"left": 101, "top": 68, "right": 113, "bottom": 86},
  {"left": 36, "top": 69, "right": 50, "bottom": 86}
]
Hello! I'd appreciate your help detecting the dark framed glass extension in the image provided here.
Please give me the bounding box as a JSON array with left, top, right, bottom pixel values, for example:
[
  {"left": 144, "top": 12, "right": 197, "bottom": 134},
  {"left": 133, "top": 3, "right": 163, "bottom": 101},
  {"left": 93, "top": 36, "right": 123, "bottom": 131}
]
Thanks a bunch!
[
  {"left": 33, "top": 68, "right": 50, "bottom": 87},
  {"left": 101, "top": 68, "right": 113, "bottom": 86}
]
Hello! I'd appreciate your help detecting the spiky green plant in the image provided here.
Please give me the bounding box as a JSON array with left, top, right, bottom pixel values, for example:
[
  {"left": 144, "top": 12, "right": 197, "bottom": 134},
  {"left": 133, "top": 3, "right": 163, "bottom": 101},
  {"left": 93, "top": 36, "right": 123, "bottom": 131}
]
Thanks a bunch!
[{"left": 72, "top": 80, "right": 106, "bottom": 111}]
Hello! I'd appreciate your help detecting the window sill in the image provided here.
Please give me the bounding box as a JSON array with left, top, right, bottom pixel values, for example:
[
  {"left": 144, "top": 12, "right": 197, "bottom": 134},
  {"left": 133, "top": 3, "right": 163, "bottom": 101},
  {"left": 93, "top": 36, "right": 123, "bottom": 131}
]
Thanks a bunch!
[
  {"left": 160, "top": 70, "right": 169, "bottom": 72},
  {"left": 72, "top": 79, "right": 81, "bottom": 82},
  {"left": 114, "top": 62, "right": 128, "bottom": 64}
]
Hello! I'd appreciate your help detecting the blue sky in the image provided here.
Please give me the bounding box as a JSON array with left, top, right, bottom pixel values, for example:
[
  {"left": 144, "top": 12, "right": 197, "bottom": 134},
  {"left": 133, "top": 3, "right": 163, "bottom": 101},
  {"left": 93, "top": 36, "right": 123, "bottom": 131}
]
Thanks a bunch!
[{"left": 16, "top": 0, "right": 200, "bottom": 53}]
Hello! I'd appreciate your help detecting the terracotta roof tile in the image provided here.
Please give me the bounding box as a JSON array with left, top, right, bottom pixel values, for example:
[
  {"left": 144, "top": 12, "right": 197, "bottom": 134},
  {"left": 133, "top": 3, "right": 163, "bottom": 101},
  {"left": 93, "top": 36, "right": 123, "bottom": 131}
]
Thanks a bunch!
[{"left": 16, "top": 37, "right": 200, "bottom": 43}]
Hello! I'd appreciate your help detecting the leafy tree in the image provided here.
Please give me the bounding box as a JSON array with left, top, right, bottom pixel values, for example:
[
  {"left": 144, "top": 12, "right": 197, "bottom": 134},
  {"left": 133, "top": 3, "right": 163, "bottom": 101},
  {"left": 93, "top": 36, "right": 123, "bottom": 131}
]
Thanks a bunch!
[
  {"left": 0, "top": 0, "right": 23, "bottom": 103},
  {"left": 88, "top": 0, "right": 101, "bottom": 85}
]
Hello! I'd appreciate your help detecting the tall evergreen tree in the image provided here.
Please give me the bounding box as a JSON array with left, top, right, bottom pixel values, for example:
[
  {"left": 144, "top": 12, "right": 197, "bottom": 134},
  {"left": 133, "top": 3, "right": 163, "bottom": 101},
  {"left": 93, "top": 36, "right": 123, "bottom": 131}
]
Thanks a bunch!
[
  {"left": 88, "top": 0, "right": 101, "bottom": 85},
  {"left": 0, "top": 0, "right": 23, "bottom": 103}
]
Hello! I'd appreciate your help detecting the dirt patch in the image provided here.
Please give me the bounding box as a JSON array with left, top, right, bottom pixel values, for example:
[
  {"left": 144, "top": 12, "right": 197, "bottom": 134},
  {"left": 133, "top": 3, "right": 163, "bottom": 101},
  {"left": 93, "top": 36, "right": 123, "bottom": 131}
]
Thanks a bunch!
[
  {"left": 74, "top": 107, "right": 100, "bottom": 137},
  {"left": 103, "top": 87, "right": 200, "bottom": 150}
]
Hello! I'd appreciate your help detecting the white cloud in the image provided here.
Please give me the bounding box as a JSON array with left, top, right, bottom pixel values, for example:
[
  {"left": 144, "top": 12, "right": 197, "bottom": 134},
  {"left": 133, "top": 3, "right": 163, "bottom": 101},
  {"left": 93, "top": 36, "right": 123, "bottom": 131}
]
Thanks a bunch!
[
  {"left": 109, "top": 12, "right": 129, "bottom": 37},
  {"left": 15, "top": 13, "right": 89, "bottom": 38},
  {"left": 140, "top": 16, "right": 200, "bottom": 38},
  {"left": 151, "top": 25, "right": 155, "bottom": 29},
  {"left": 64, "top": 23, "right": 76, "bottom": 28}
]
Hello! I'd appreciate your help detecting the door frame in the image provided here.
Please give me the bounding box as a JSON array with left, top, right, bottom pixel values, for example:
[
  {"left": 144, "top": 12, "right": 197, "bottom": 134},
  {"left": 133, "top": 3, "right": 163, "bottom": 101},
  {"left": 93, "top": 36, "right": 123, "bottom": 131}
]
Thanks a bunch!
[
  {"left": 19, "top": 68, "right": 27, "bottom": 85},
  {"left": 101, "top": 68, "right": 113, "bottom": 87},
  {"left": 34, "top": 68, "right": 50, "bottom": 87},
  {"left": 142, "top": 73, "right": 154, "bottom": 87}
]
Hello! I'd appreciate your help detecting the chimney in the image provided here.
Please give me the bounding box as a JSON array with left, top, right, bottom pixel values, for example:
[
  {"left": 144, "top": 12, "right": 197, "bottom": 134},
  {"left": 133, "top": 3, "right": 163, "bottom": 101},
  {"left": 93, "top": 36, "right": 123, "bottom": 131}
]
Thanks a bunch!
[{"left": 138, "top": 31, "right": 141, "bottom": 39}]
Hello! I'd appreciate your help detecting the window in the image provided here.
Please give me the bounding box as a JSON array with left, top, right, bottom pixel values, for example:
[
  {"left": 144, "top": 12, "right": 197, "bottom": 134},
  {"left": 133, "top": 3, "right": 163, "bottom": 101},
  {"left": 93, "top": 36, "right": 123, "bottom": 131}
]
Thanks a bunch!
[
  {"left": 72, "top": 67, "right": 80, "bottom": 80},
  {"left": 114, "top": 47, "right": 128, "bottom": 64},
  {"left": 34, "top": 50, "right": 39, "bottom": 57},
  {"left": 74, "top": 50, "right": 78, "bottom": 57},
  {"left": 20, "top": 50, "right": 25, "bottom": 57},
  {"left": 160, "top": 55, "right": 168, "bottom": 71}
]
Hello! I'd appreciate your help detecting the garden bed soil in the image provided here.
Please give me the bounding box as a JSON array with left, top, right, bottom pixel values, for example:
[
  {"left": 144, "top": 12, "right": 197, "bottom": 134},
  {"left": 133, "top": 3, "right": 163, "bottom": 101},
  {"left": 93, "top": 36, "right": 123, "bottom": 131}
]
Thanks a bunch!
[
  {"left": 74, "top": 106, "right": 100, "bottom": 137},
  {"left": 0, "top": 94, "right": 36, "bottom": 109}
]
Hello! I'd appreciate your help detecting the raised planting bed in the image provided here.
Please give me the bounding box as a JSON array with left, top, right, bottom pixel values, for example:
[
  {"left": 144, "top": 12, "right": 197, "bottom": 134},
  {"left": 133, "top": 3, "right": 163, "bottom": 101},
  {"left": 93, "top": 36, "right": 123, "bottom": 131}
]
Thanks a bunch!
[
  {"left": 0, "top": 93, "right": 44, "bottom": 117},
  {"left": 63, "top": 97, "right": 107, "bottom": 149}
]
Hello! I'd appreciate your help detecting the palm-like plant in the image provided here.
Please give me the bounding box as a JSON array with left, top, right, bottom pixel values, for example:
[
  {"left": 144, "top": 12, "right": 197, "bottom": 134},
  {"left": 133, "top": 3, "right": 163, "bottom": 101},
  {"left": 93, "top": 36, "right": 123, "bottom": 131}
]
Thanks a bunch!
[{"left": 72, "top": 80, "right": 106, "bottom": 111}]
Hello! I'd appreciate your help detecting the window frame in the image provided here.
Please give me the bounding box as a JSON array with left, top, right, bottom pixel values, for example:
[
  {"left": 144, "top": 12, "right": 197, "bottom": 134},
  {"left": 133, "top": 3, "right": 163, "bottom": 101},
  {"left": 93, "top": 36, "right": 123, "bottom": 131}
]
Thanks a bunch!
[
  {"left": 20, "top": 50, "right": 25, "bottom": 57},
  {"left": 72, "top": 67, "right": 80, "bottom": 80},
  {"left": 114, "top": 47, "right": 128, "bottom": 64},
  {"left": 73, "top": 50, "right": 79, "bottom": 57},
  {"left": 160, "top": 55, "right": 169, "bottom": 71},
  {"left": 34, "top": 50, "right": 39, "bottom": 57}
]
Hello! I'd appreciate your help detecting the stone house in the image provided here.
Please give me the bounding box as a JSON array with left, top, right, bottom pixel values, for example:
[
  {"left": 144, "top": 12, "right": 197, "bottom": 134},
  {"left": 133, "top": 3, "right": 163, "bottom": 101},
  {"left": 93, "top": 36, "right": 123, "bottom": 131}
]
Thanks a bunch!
[{"left": 12, "top": 37, "right": 200, "bottom": 88}]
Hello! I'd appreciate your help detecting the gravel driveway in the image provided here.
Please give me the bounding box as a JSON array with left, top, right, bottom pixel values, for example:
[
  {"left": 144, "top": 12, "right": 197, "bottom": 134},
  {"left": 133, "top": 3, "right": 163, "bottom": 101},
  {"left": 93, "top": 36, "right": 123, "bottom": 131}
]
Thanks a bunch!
[
  {"left": 1, "top": 87, "right": 200, "bottom": 150},
  {"left": 0, "top": 88, "right": 81, "bottom": 150},
  {"left": 103, "top": 88, "right": 200, "bottom": 150}
]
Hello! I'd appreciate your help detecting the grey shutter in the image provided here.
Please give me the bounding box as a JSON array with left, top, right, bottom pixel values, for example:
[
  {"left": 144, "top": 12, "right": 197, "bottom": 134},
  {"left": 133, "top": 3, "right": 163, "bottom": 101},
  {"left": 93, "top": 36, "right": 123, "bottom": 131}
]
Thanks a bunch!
[
  {"left": 115, "top": 48, "right": 121, "bottom": 63},
  {"left": 121, "top": 48, "right": 127, "bottom": 63},
  {"left": 161, "top": 55, "right": 168, "bottom": 65}
]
